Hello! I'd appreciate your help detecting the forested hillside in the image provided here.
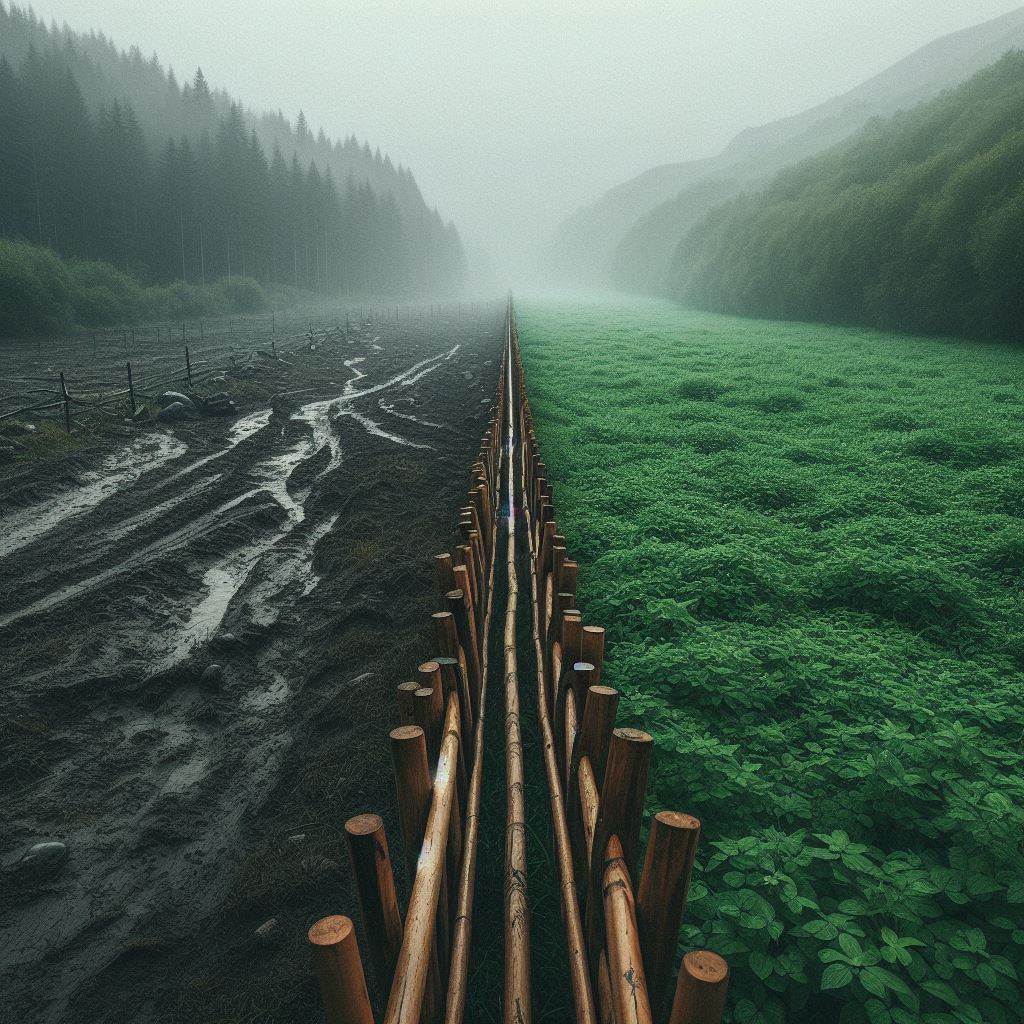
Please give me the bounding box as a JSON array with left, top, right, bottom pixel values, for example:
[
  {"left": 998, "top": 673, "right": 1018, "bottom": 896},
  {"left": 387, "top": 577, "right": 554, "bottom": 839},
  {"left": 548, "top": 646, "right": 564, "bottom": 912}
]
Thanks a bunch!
[
  {"left": 671, "top": 52, "right": 1024, "bottom": 341},
  {"left": 548, "top": 5, "right": 1024, "bottom": 291},
  {"left": 0, "top": 2, "right": 465, "bottom": 300}
]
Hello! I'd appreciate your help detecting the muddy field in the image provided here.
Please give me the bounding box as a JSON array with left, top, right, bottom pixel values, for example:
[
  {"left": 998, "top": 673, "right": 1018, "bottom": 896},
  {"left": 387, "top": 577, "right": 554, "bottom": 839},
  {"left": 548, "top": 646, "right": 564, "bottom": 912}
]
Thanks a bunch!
[{"left": 0, "top": 301, "right": 505, "bottom": 1023}]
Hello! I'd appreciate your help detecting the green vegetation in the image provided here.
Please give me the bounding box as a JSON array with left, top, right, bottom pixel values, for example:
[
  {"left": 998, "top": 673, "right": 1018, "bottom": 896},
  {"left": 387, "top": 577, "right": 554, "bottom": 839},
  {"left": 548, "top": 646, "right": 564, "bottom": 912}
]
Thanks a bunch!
[
  {"left": 0, "top": 239, "right": 280, "bottom": 335},
  {"left": 519, "top": 299, "right": 1024, "bottom": 1024},
  {"left": 671, "top": 53, "right": 1024, "bottom": 342}
]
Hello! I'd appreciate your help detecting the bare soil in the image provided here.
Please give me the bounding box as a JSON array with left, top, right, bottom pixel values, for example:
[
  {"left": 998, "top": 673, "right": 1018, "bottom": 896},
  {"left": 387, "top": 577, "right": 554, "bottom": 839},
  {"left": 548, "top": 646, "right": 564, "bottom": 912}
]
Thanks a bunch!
[{"left": 0, "top": 302, "right": 505, "bottom": 1024}]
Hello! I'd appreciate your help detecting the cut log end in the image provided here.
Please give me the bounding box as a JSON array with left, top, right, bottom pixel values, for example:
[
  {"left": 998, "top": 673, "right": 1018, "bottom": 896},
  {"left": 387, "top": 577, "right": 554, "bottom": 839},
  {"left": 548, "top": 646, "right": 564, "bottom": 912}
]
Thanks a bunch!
[
  {"left": 345, "top": 813, "right": 383, "bottom": 838},
  {"left": 683, "top": 951, "right": 728, "bottom": 985},
  {"left": 308, "top": 914, "right": 354, "bottom": 947}
]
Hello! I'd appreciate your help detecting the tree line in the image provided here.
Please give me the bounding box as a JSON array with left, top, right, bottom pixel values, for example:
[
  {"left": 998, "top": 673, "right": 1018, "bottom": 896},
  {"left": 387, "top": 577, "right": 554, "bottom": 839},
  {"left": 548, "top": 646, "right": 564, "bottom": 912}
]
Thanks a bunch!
[
  {"left": 668, "top": 52, "right": 1024, "bottom": 342},
  {"left": 0, "top": 9, "right": 465, "bottom": 304}
]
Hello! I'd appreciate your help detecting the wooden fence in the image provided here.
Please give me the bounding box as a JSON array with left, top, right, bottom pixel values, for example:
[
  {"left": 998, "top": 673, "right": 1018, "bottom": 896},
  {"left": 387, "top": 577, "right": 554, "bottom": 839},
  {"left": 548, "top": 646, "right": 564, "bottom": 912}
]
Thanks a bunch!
[{"left": 311, "top": 298, "right": 729, "bottom": 1024}]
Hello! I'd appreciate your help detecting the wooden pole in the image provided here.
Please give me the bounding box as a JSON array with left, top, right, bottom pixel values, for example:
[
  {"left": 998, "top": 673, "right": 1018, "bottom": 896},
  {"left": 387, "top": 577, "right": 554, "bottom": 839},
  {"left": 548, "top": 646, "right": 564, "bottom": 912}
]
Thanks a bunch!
[
  {"left": 602, "top": 835, "right": 653, "bottom": 1024},
  {"left": 586, "top": 728, "right": 653, "bottom": 968},
  {"left": 308, "top": 915, "right": 376, "bottom": 1024},
  {"left": 668, "top": 952, "right": 729, "bottom": 1024},
  {"left": 637, "top": 813, "right": 702, "bottom": 1022},
  {"left": 446, "top": 420, "right": 502, "bottom": 1024},
  {"left": 397, "top": 682, "right": 420, "bottom": 725},
  {"left": 514, "top": 317, "right": 597, "bottom": 1024},
  {"left": 581, "top": 626, "right": 606, "bottom": 686},
  {"left": 445, "top": 589, "right": 482, "bottom": 713},
  {"left": 577, "top": 685, "right": 619, "bottom": 791},
  {"left": 503, "top": 303, "right": 531, "bottom": 1024},
  {"left": 345, "top": 814, "right": 404, "bottom": 1005},
  {"left": 127, "top": 362, "right": 136, "bottom": 416},
  {"left": 390, "top": 725, "right": 444, "bottom": 1016},
  {"left": 383, "top": 703, "right": 461, "bottom": 1024},
  {"left": 59, "top": 372, "right": 70, "bottom": 433},
  {"left": 435, "top": 554, "right": 457, "bottom": 598}
]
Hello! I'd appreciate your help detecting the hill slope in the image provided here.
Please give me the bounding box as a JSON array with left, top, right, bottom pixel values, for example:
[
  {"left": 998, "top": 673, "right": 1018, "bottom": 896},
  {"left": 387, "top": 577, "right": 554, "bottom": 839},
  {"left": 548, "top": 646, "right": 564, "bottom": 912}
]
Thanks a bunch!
[
  {"left": 671, "top": 52, "right": 1024, "bottom": 341},
  {"left": 549, "top": 5, "right": 1024, "bottom": 289}
]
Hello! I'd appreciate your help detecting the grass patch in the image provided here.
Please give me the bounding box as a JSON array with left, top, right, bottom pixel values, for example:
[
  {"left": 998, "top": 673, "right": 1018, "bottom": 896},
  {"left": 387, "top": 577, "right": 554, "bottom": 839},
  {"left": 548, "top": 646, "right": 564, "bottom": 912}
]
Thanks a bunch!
[{"left": 519, "top": 298, "right": 1024, "bottom": 1024}]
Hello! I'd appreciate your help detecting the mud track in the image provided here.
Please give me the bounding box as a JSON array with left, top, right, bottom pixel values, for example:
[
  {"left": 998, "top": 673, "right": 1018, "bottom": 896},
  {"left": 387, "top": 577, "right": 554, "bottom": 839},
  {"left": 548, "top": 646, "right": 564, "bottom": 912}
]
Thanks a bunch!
[{"left": 0, "top": 303, "right": 505, "bottom": 1024}]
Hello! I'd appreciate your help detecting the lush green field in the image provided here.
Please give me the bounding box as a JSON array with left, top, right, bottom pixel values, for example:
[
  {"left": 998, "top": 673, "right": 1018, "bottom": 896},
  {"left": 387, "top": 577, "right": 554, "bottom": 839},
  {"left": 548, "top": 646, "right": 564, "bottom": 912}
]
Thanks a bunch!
[{"left": 519, "top": 300, "right": 1024, "bottom": 1024}]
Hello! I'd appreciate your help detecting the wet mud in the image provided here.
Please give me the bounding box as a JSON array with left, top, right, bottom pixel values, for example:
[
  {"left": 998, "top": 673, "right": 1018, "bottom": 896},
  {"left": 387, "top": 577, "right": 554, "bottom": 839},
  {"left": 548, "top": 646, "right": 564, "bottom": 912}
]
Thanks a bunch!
[{"left": 0, "top": 303, "right": 505, "bottom": 1024}]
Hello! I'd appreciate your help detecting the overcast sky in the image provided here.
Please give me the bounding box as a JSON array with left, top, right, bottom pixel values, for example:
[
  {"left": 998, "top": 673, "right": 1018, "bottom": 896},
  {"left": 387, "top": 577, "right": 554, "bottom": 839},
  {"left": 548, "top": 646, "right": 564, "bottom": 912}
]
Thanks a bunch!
[{"left": 30, "top": 0, "right": 1024, "bottom": 273}]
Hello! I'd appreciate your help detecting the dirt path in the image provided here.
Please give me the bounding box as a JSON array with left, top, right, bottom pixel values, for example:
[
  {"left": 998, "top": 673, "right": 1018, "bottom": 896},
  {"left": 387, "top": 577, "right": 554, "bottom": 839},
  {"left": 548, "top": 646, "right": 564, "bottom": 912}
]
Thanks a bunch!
[{"left": 0, "top": 303, "right": 505, "bottom": 1024}]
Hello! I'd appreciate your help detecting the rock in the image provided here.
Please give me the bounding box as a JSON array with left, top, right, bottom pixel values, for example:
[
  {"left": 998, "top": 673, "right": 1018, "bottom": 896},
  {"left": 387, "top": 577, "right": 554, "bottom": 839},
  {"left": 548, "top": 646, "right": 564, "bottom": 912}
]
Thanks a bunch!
[
  {"left": 156, "top": 402, "right": 192, "bottom": 422},
  {"left": 200, "top": 663, "right": 224, "bottom": 687},
  {"left": 157, "top": 391, "right": 195, "bottom": 410},
  {"left": 205, "top": 399, "right": 237, "bottom": 417},
  {"left": 214, "top": 631, "right": 238, "bottom": 648},
  {"left": 254, "top": 918, "right": 279, "bottom": 945},
  {"left": 7, "top": 841, "right": 68, "bottom": 877}
]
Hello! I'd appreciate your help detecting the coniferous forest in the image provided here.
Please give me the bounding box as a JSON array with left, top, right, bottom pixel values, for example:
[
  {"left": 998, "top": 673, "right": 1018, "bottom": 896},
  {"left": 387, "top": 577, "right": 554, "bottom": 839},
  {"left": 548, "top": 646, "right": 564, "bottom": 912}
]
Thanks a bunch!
[{"left": 0, "top": 1, "right": 465, "bottom": 332}]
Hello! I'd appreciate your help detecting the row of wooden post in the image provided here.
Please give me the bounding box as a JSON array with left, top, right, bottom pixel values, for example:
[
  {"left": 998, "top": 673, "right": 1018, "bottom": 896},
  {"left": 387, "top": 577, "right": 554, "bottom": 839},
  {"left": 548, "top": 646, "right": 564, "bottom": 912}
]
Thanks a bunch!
[
  {"left": 307, "top": 338, "right": 507, "bottom": 1024},
  {"left": 509, "top": 300, "right": 731, "bottom": 1024}
]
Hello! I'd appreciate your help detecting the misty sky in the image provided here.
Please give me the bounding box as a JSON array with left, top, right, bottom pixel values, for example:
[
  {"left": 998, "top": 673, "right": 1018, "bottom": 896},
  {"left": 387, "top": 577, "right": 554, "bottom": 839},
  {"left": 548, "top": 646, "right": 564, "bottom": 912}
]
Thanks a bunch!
[{"left": 30, "top": 0, "right": 1024, "bottom": 274}]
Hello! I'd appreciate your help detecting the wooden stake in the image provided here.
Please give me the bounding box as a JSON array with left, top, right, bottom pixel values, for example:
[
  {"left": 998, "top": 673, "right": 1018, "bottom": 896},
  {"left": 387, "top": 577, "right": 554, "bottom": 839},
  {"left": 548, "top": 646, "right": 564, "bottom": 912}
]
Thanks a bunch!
[
  {"left": 435, "top": 554, "right": 457, "bottom": 597},
  {"left": 581, "top": 627, "right": 606, "bottom": 686},
  {"left": 345, "top": 814, "right": 404, "bottom": 1005},
  {"left": 383, "top": 703, "right": 461, "bottom": 1024},
  {"left": 397, "top": 682, "right": 420, "bottom": 725},
  {"left": 586, "top": 728, "right": 653, "bottom": 969},
  {"left": 578, "top": 685, "right": 620, "bottom": 791},
  {"left": 668, "top": 952, "right": 729, "bottom": 1024},
  {"left": 638, "top": 813, "right": 702, "bottom": 1022},
  {"left": 414, "top": 688, "right": 440, "bottom": 765},
  {"left": 308, "top": 915, "right": 375, "bottom": 1024}
]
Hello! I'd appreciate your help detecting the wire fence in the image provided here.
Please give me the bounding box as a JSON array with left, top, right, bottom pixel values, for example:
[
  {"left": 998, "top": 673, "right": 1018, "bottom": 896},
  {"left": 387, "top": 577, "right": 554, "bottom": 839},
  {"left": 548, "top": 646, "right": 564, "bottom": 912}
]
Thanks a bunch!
[{"left": 0, "top": 302, "right": 479, "bottom": 433}]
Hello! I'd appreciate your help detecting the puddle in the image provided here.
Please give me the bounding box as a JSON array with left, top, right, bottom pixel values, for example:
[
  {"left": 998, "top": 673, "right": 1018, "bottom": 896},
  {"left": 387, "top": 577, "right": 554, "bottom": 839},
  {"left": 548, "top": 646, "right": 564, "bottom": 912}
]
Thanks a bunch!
[
  {"left": 155, "top": 409, "right": 273, "bottom": 487},
  {"left": 342, "top": 409, "right": 432, "bottom": 449},
  {"left": 0, "top": 488, "right": 270, "bottom": 632},
  {"left": 0, "top": 433, "right": 187, "bottom": 560},
  {"left": 378, "top": 398, "right": 443, "bottom": 429}
]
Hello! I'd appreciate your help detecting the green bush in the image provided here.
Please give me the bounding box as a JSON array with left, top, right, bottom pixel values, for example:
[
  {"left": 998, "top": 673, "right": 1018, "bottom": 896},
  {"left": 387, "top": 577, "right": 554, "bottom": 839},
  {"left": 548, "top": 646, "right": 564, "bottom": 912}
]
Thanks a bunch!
[{"left": 0, "top": 240, "right": 271, "bottom": 336}]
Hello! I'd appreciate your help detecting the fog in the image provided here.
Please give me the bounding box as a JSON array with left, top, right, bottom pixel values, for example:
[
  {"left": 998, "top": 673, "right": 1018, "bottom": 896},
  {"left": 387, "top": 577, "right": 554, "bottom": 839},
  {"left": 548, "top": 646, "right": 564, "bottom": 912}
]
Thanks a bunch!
[{"left": 28, "top": 0, "right": 1024, "bottom": 280}]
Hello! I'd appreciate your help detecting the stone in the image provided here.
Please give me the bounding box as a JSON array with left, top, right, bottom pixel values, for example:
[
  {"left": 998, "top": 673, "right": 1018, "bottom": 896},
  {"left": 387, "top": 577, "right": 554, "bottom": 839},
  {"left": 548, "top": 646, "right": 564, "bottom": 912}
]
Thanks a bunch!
[
  {"left": 200, "top": 663, "right": 224, "bottom": 686},
  {"left": 157, "top": 391, "right": 194, "bottom": 410},
  {"left": 8, "top": 841, "right": 68, "bottom": 877},
  {"left": 156, "top": 402, "right": 191, "bottom": 422}
]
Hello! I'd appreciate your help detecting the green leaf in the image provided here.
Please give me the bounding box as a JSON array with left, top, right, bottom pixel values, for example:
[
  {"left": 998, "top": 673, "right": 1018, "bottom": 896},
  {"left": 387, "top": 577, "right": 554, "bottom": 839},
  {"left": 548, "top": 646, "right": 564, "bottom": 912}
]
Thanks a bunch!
[
  {"left": 839, "top": 934, "right": 862, "bottom": 959},
  {"left": 750, "top": 950, "right": 774, "bottom": 981},
  {"left": 865, "top": 1000, "right": 892, "bottom": 1024},
  {"left": 922, "top": 979, "right": 959, "bottom": 1007},
  {"left": 822, "top": 963, "right": 854, "bottom": 991},
  {"left": 860, "top": 967, "right": 888, "bottom": 999}
]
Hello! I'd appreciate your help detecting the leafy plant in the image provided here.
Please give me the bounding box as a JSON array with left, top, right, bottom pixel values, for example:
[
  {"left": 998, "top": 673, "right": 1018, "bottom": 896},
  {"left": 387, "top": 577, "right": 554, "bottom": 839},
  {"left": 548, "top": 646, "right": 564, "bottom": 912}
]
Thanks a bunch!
[{"left": 521, "top": 299, "right": 1024, "bottom": 1024}]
